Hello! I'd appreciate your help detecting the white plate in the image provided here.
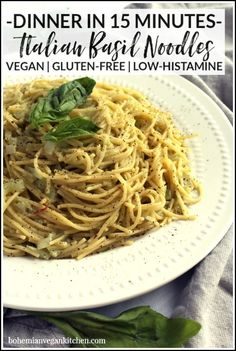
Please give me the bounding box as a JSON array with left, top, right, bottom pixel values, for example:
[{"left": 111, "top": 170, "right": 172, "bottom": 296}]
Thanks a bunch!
[{"left": 3, "top": 75, "right": 233, "bottom": 311}]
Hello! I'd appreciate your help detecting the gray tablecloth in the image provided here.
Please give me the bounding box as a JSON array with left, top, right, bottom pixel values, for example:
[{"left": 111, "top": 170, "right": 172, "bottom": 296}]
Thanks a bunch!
[{"left": 3, "top": 2, "right": 233, "bottom": 349}]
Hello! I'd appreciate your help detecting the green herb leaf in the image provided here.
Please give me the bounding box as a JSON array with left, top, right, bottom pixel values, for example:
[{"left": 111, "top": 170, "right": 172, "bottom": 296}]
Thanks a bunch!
[
  {"left": 29, "top": 89, "right": 67, "bottom": 128},
  {"left": 44, "top": 117, "right": 100, "bottom": 142},
  {"left": 51, "top": 77, "right": 96, "bottom": 114},
  {"left": 29, "top": 77, "right": 96, "bottom": 128},
  {"left": 34, "top": 306, "right": 201, "bottom": 348}
]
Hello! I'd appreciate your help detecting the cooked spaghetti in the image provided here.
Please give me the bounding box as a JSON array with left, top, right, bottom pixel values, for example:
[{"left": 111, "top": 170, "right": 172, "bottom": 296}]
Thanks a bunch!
[{"left": 3, "top": 78, "right": 201, "bottom": 259}]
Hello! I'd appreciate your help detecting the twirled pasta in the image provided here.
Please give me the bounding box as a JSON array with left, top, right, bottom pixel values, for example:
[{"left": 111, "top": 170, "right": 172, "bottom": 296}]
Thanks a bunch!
[{"left": 3, "top": 79, "right": 202, "bottom": 259}]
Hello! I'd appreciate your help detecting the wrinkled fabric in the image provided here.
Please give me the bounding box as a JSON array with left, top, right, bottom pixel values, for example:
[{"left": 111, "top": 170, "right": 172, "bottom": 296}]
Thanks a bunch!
[{"left": 173, "top": 230, "right": 233, "bottom": 348}]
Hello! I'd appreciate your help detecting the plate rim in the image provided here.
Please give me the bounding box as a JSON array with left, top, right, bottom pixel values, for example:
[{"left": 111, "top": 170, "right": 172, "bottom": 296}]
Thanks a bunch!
[{"left": 3, "top": 75, "right": 233, "bottom": 311}]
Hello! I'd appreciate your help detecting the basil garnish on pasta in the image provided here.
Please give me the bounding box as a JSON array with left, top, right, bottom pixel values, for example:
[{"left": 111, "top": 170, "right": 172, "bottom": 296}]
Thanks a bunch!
[
  {"left": 44, "top": 117, "right": 100, "bottom": 142},
  {"left": 29, "top": 77, "right": 96, "bottom": 128},
  {"left": 4, "top": 78, "right": 202, "bottom": 260}
]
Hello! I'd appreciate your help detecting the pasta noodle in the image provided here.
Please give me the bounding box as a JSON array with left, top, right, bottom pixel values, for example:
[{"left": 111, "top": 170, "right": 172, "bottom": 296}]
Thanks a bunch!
[{"left": 3, "top": 78, "right": 202, "bottom": 259}]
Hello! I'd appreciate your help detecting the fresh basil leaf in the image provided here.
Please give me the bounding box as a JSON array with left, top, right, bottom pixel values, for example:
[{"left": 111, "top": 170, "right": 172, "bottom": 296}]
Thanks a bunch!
[
  {"left": 29, "top": 90, "right": 68, "bottom": 128},
  {"left": 43, "top": 117, "right": 100, "bottom": 142},
  {"left": 29, "top": 77, "right": 96, "bottom": 128},
  {"left": 52, "top": 77, "right": 96, "bottom": 114},
  {"left": 35, "top": 306, "right": 201, "bottom": 348},
  {"left": 156, "top": 316, "right": 201, "bottom": 348},
  {"left": 41, "top": 316, "right": 88, "bottom": 349},
  {"left": 42, "top": 316, "right": 81, "bottom": 340},
  {"left": 74, "top": 77, "right": 96, "bottom": 95}
]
